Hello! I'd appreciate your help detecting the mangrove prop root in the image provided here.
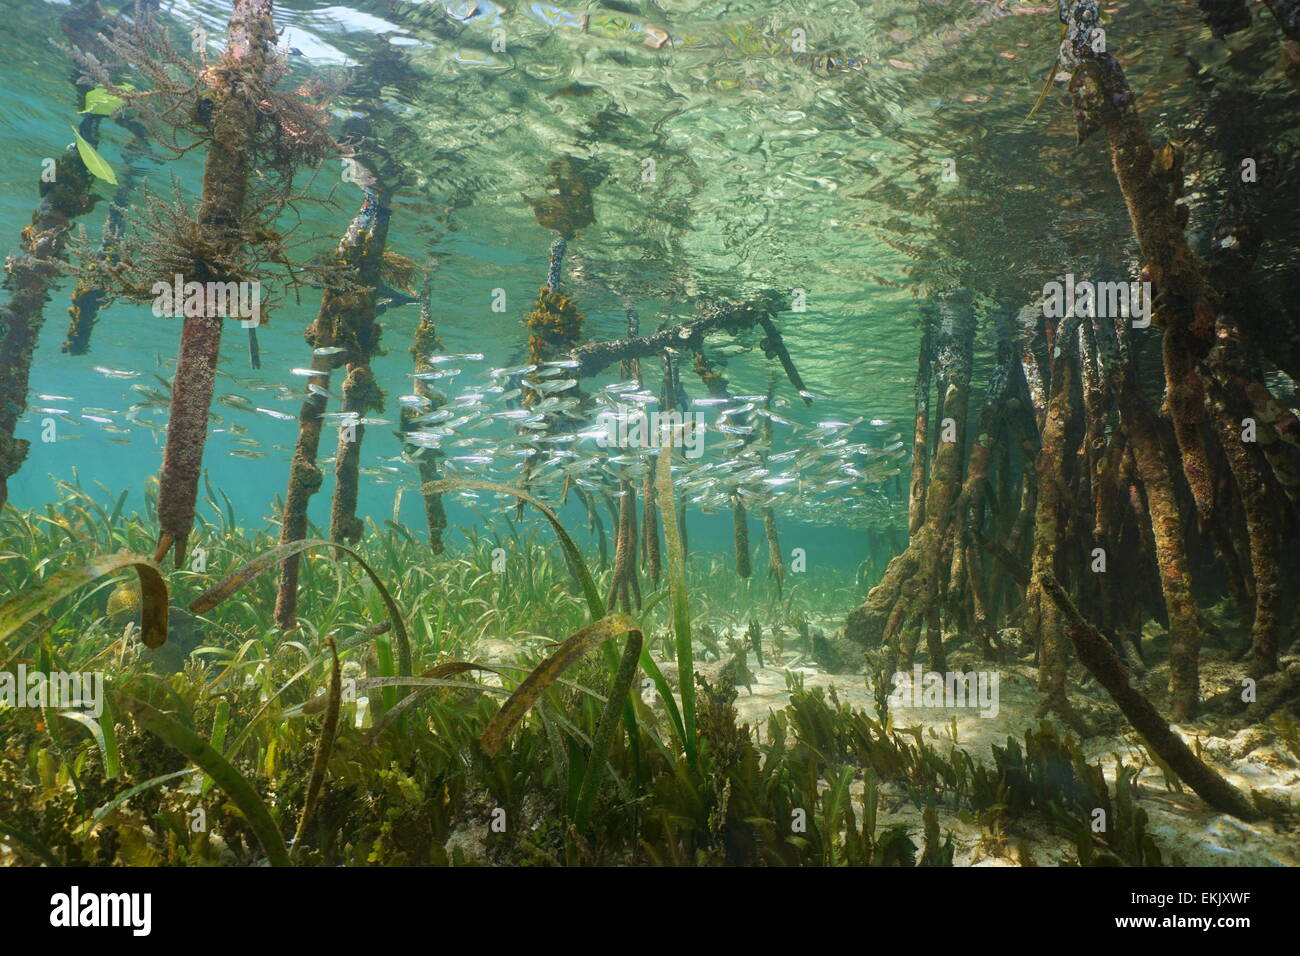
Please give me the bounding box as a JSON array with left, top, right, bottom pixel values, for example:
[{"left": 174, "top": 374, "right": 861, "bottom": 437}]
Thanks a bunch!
[
  {"left": 1024, "top": 317, "right": 1078, "bottom": 726},
  {"left": 640, "top": 462, "right": 661, "bottom": 587},
  {"left": 273, "top": 366, "right": 328, "bottom": 627},
  {"left": 1244, "top": 383, "right": 1300, "bottom": 508},
  {"left": 755, "top": 313, "right": 812, "bottom": 404},
  {"left": 546, "top": 234, "right": 566, "bottom": 292},
  {"left": 62, "top": 141, "right": 144, "bottom": 355},
  {"left": 328, "top": 191, "right": 392, "bottom": 545},
  {"left": 763, "top": 507, "right": 784, "bottom": 595},
  {"left": 155, "top": 0, "right": 276, "bottom": 564},
  {"left": 274, "top": 193, "right": 386, "bottom": 628},
  {"left": 1071, "top": 35, "right": 1224, "bottom": 718},
  {"left": 570, "top": 294, "right": 793, "bottom": 381},
  {"left": 1206, "top": 377, "right": 1281, "bottom": 677},
  {"left": 515, "top": 238, "right": 583, "bottom": 512},
  {"left": 845, "top": 301, "right": 973, "bottom": 664},
  {"left": 757, "top": 380, "right": 785, "bottom": 595},
  {"left": 1040, "top": 573, "right": 1261, "bottom": 822},
  {"left": 409, "top": 282, "right": 448, "bottom": 553},
  {"left": 0, "top": 1, "right": 117, "bottom": 503},
  {"left": 154, "top": 313, "right": 224, "bottom": 564},
  {"left": 1069, "top": 50, "right": 1222, "bottom": 526},
  {"left": 946, "top": 327, "right": 1016, "bottom": 656},
  {"left": 908, "top": 324, "right": 933, "bottom": 535},
  {"left": 329, "top": 364, "right": 378, "bottom": 544},
  {"left": 1263, "top": 0, "right": 1300, "bottom": 42},
  {"left": 733, "top": 499, "right": 752, "bottom": 579},
  {"left": 0, "top": 143, "right": 99, "bottom": 508},
  {"left": 1117, "top": 351, "right": 1203, "bottom": 721},
  {"left": 606, "top": 480, "right": 640, "bottom": 612}
]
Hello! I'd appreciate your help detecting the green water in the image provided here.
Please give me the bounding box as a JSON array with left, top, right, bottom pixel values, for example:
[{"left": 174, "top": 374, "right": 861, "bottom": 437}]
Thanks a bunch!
[{"left": 2, "top": 0, "right": 1295, "bottom": 568}]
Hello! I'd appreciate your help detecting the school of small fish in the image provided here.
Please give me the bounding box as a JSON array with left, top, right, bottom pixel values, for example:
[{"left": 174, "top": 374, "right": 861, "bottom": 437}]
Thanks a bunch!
[{"left": 22, "top": 349, "right": 909, "bottom": 529}]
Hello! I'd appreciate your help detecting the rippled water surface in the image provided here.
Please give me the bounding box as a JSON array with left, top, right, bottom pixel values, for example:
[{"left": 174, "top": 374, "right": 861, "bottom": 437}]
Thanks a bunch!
[{"left": 4, "top": 0, "right": 1295, "bottom": 563}]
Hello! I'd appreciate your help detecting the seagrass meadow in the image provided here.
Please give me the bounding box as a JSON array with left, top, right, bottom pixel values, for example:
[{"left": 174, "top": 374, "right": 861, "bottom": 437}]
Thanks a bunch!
[{"left": 0, "top": 0, "right": 1298, "bottom": 871}]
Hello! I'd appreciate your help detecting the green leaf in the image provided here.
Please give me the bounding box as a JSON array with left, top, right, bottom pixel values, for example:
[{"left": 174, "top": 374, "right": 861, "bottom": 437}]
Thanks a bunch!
[
  {"left": 480, "top": 613, "right": 641, "bottom": 755},
  {"left": 190, "top": 537, "right": 411, "bottom": 681},
  {"left": 88, "top": 769, "right": 198, "bottom": 835},
  {"left": 0, "top": 823, "right": 62, "bottom": 866},
  {"left": 58, "top": 710, "right": 119, "bottom": 780},
  {"left": 80, "top": 87, "right": 125, "bottom": 116},
  {"left": 422, "top": 478, "right": 604, "bottom": 619},
  {"left": 70, "top": 126, "right": 117, "bottom": 185},
  {"left": 574, "top": 624, "right": 642, "bottom": 829}
]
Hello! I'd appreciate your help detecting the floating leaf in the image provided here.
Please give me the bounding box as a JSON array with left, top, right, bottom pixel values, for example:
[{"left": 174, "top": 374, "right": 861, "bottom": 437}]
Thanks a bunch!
[
  {"left": 79, "top": 87, "right": 126, "bottom": 116},
  {"left": 70, "top": 126, "right": 117, "bottom": 185}
]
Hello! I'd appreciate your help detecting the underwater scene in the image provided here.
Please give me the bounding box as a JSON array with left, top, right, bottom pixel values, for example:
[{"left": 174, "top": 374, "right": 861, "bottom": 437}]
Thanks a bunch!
[{"left": 0, "top": 0, "right": 1298, "bottom": 885}]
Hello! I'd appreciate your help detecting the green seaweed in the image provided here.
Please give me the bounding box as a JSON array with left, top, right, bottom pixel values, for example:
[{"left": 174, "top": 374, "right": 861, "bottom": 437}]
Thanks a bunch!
[{"left": 119, "top": 693, "right": 290, "bottom": 867}]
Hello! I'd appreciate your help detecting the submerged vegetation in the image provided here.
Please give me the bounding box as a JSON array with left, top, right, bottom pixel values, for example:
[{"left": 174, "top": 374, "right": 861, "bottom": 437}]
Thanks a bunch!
[
  {"left": 0, "top": 486, "right": 1208, "bottom": 866},
  {"left": 2, "top": 0, "right": 1299, "bottom": 869}
]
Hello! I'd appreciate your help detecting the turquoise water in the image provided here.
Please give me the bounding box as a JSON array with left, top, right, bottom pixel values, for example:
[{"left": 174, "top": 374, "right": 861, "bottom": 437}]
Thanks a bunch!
[{"left": 3, "top": 0, "right": 1290, "bottom": 569}]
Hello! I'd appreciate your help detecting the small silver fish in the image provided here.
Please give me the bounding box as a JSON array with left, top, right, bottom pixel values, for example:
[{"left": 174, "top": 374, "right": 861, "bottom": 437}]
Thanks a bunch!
[{"left": 256, "top": 407, "right": 296, "bottom": 421}]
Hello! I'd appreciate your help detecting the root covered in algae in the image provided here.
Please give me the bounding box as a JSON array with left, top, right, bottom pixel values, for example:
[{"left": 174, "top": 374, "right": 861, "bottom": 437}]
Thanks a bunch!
[
  {"left": 275, "top": 185, "right": 392, "bottom": 628},
  {"left": 0, "top": 141, "right": 99, "bottom": 509},
  {"left": 62, "top": 0, "right": 336, "bottom": 566},
  {"left": 406, "top": 275, "right": 449, "bottom": 553},
  {"left": 0, "top": 0, "right": 117, "bottom": 507}
]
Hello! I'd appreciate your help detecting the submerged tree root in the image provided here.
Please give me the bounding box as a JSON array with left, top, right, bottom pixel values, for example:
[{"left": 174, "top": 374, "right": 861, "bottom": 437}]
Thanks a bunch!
[
  {"left": 275, "top": 190, "right": 389, "bottom": 628},
  {"left": 1041, "top": 573, "right": 1262, "bottom": 822},
  {"left": 153, "top": 0, "right": 279, "bottom": 565},
  {"left": 846, "top": 300, "right": 974, "bottom": 674},
  {"left": 408, "top": 278, "right": 448, "bottom": 553}
]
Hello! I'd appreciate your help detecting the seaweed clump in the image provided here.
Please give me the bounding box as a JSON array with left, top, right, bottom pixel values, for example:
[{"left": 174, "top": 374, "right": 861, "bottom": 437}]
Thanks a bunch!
[
  {"left": 524, "top": 289, "right": 585, "bottom": 371},
  {"left": 522, "top": 154, "right": 595, "bottom": 240}
]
